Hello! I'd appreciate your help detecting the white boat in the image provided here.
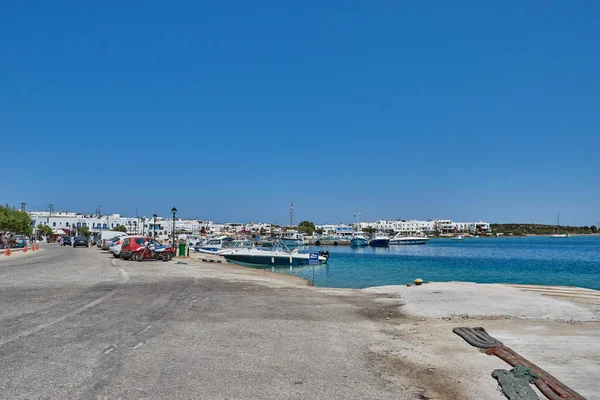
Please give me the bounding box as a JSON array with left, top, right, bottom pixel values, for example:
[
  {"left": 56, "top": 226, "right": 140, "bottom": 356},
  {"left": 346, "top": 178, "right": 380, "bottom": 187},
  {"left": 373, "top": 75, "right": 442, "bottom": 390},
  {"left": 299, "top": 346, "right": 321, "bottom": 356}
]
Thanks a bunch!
[
  {"left": 369, "top": 232, "right": 390, "bottom": 247},
  {"left": 350, "top": 207, "right": 368, "bottom": 246},
  {"left": 389, "top": 234, "right": 429, "bottom": 245},
  {"left": 193, "top": 235, "right": 229, "bottom": 253},
  {"left": 220, "top": 240, "right": 329, "bottom": 266},
  {"left": 550, "top": 212, "right": 570, "bottom": 238},
  {"left": 281, "top": 230, "right": 306, "bottom": 246},
  {"left": 452, "top": 235, "right": 464, "bottom": 241}
]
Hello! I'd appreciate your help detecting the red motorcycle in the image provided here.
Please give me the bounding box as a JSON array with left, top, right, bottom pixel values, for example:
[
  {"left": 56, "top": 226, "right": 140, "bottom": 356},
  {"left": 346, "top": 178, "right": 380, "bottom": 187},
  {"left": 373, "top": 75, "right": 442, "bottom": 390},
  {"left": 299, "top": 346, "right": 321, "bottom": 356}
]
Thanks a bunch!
[{"left": 130, "top": 242, "right": 174, "bottom": 262}]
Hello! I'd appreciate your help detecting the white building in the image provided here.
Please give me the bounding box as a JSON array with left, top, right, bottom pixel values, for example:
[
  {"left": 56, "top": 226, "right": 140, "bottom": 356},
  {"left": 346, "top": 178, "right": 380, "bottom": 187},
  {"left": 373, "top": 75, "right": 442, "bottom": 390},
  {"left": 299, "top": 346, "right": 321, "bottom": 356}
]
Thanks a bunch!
[
  {"left": 356, "top": 219, "right": 490, "bottom": 235},
  {"left": 28, "top": 210, "right": 491, "bottom": 241}
]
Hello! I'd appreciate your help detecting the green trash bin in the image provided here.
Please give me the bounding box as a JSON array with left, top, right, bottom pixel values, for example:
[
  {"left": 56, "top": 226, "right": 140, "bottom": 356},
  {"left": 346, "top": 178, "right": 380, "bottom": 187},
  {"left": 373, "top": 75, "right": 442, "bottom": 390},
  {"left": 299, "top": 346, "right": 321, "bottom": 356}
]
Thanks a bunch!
[{"left": 179, "top": 242, "right": 186, "bottom": 257}]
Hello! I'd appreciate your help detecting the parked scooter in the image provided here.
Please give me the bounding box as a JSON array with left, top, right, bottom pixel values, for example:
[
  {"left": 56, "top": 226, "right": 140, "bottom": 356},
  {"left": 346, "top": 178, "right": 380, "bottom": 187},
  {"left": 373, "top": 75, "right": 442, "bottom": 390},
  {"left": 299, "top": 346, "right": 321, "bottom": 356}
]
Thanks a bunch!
[{"left": 130, "top": 242, "right": 174, "bottom": 262}]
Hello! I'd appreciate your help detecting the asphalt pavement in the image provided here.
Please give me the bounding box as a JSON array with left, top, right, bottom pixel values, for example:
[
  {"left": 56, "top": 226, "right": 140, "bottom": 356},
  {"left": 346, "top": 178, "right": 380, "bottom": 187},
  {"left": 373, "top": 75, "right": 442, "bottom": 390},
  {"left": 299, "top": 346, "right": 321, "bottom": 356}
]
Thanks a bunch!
[{"left": 0, "top": 246, "right": 412, "bottom": 399}]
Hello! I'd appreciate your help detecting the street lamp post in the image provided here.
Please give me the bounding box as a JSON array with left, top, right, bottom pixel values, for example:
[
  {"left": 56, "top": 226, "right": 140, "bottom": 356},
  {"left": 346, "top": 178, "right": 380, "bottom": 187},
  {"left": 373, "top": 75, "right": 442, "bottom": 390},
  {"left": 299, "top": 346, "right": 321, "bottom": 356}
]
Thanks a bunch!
[
  {"left": 153, "top": 214, "right": 158, "bottom": 238},
  {"left": 171, "top": 207, "right": 177, "bottom": 247}
]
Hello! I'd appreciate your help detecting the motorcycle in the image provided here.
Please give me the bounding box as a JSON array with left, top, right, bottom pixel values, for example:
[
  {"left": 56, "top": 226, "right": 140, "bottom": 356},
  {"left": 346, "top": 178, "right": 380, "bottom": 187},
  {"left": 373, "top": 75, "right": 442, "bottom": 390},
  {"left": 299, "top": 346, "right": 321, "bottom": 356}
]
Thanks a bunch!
[{"left": 130, "top": 242, "right": 174, "bottom": 262}]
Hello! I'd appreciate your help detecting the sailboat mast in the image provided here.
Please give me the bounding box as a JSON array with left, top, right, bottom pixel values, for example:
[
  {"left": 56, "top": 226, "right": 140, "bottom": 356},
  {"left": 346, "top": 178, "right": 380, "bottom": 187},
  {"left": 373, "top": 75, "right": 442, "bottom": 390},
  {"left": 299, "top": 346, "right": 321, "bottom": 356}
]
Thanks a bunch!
[{"left": 354, "top": 207, "right": 361, "bottom": 229}]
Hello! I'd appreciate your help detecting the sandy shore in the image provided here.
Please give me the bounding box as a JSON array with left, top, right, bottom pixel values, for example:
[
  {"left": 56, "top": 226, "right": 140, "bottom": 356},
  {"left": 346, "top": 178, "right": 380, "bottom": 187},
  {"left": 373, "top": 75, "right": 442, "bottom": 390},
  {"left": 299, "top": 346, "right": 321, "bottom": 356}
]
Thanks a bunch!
[{"left": 185, "top": 252, "right": 600, "bottom": 399}]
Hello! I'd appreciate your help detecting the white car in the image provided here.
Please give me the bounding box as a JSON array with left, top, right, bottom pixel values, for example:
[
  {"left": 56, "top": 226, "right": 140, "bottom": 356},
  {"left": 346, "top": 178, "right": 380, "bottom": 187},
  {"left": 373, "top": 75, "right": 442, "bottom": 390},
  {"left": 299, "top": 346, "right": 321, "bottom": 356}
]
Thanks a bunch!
[{"left": 109, "top": 236, "right": 128, "bottom": 258}]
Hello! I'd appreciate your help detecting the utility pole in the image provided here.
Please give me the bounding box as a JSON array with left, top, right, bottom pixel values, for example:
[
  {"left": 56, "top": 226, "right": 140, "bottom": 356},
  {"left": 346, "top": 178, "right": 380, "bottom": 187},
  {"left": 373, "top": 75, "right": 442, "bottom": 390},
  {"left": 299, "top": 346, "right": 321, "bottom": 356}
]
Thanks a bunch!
[
  {"left": 20, "top": 202, "right": 27, "bottom": 212},
  {"left": 47, "top": 204, "right": 54, "bottom": 227}
]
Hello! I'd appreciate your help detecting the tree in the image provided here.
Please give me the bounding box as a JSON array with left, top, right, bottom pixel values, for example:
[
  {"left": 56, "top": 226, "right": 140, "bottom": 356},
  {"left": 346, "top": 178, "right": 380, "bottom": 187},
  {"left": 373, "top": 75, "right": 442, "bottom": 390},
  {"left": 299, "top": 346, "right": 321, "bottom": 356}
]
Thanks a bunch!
[
  {"left": 78, "top": 226, "right": 91, "bottom": 237},
  {"left": 592, "top": 225, "right": 598, "bottom": 233},
  {"left": 37, "top": 224, "right": 53, "bottom": 238},
  {"left": 315, "top": 228, "right": 324, "bottom": 235},
  {"left": 113, "top": 225, "right": 127, "bottom": 233},
  {"left": 0, "top": 206, "right": 33, "bottom": 235},
  {"left": 363, "top": 227, "right": 377, "bottom": 235},
  {"left": 297, "top": 221, "right": 316, "bottom": 236}
]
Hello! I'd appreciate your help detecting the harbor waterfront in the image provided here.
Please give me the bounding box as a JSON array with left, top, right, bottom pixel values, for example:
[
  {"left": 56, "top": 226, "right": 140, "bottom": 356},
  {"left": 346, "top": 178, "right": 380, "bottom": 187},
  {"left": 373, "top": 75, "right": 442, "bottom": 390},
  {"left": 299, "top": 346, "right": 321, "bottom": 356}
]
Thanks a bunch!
[{"left": 252, "top": 236, "right": 600, "bottom": 290}]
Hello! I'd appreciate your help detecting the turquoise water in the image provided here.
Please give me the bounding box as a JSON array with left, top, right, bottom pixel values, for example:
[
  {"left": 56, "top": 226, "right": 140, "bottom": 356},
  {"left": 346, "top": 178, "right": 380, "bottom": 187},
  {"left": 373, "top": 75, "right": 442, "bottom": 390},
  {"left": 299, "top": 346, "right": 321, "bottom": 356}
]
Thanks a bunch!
[{"left": 258, "top": 236, "right": 600, "bottom": 290}]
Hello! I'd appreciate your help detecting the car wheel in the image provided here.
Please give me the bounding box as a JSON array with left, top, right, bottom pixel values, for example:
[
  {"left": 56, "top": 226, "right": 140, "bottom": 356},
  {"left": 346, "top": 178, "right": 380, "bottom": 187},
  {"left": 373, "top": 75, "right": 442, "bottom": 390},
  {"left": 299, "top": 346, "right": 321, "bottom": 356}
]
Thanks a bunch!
[{"left": 113, "top": 253, "right": 119, "bottom": 258}]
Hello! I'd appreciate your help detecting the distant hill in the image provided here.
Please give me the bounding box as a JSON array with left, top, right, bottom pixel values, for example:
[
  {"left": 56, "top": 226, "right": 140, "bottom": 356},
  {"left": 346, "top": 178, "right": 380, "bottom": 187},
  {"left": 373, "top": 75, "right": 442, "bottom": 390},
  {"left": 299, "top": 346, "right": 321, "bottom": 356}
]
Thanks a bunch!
[{"left": 491, "top": 223, "right": 598, "bottom": 236}]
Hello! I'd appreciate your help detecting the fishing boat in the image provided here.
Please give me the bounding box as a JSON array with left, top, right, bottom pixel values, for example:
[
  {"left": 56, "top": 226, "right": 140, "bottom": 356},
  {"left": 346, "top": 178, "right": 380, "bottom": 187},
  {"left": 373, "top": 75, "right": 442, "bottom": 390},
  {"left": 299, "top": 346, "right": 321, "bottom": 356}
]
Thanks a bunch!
[
  {"left": 550, "top": 212, "right": 570, "bottom": 238},
  {"left": 389, "top": 234, "right": 429, "bottom": 245},
  {"left": 219, "top": 240, "right": 329, "bottom": 266},
  {"left": 369, "top": 232, "right": 390, "bottom": 247},
  {"left": 193, "top": 235, "right": 229, "bottom": 253},
  {"left": 350, "top": 232, "right": 368, "bottom": 247},
  {"left": 350, "top": 207, "right": 368, "bottom": 246},
  {"left": 281, "top": 230, "right": 306, "bottom": 247}
]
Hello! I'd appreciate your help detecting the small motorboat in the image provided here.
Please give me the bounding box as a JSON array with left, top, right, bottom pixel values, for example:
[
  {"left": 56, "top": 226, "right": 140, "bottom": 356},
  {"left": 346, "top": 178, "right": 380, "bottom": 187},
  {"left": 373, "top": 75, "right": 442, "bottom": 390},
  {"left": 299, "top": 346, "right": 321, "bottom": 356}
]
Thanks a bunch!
[
  {"left": 193, "top": 235, "right": 229, "bottom": 253},
  {"left": 369, "top": 232, "right": 390, "bottom": 247},
  {"left": 453, "top": 235, "right": 464, "bottom": 241},
  {"left": 219, "top": 240, "right": 329, "bottom": 266}
]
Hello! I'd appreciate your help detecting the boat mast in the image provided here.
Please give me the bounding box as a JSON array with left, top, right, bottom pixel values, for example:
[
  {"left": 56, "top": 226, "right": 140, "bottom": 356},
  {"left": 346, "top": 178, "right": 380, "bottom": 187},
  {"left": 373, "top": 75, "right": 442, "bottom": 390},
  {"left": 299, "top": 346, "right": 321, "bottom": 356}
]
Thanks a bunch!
[
  {"left": 557, "top": 212, "right": 561, "bottom": 235},
  {"left": 289, "top": 202, "right": 294, "bottom": 227},
  {"left": 354, "top": 207, "right": 361, "bottom": 229}
]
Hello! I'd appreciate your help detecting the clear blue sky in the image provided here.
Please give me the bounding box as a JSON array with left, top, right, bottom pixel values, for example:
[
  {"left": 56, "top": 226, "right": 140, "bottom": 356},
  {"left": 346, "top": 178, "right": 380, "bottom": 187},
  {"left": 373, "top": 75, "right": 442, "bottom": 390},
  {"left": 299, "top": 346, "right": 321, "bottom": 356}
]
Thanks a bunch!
[{"left": 1, "top": 1, "right": 598, "bottom": 225}]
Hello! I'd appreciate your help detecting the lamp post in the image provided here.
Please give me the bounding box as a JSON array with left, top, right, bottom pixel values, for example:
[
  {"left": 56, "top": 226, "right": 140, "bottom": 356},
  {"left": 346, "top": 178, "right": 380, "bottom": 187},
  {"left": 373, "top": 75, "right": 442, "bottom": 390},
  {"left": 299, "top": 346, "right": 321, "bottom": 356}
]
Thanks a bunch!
[
  {"left": 171, "top": 207, "right": 177, "bottom": 247},
  {"left": 153, "top": 214, "right": 158, "bottom": 238}
]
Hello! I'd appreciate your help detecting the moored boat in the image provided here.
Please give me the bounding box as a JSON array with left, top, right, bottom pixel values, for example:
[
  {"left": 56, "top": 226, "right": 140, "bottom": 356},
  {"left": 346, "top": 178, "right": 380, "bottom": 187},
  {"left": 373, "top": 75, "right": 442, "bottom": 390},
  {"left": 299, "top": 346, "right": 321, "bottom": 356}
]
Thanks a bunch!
[
  {"left": 281, "top": 230, "right": 306, "bottom": 247},
  {"left": 350, "top": 207, "right": 369, "bottom": 246},
  {"left": 452, "top": 235, "right": 464, "bottom": 241},
  {"left": 389, "top": 234, "right": 429, "bottom": 245},
  {"left": 220, "top": 240, "right": 329, "bottom": 266},
  {"left": 369, "top": 232, "right": 390, "bottom": 247},
  {"left": 550, "top": 212, "right": 570, "bottom": 238},
  {"left": 350, "top": 233, "right": 368, "bottom": 247},
  {"left": 193, "top": 235, "right": 229, "bottom": 253}
]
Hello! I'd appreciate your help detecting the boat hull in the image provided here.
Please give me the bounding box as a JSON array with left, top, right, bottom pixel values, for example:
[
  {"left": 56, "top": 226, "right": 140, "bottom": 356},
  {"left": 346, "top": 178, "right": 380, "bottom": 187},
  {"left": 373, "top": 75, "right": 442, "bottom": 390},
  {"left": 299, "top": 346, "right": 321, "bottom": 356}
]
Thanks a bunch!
[
  {"left": 222, "top": 253, "right": 326, "bottom": 266},
  {"left": 194, "top": 247, "right": 221, "bottom": 254},
  {"left": 369, "top": 239, "right": 390, "bottom": 247},
  {"left": 389, "top": 239, "right": 429, "bottom": 245},
  {"left": 350, "top": 238, "right": 368, "bottom": 247}
]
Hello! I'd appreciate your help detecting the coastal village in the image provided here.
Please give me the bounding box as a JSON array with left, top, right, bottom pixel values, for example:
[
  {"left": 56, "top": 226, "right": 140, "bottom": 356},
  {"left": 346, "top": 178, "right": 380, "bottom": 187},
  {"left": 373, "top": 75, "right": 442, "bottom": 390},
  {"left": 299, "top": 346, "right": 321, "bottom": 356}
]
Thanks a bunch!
[{"left": 26, "top": 209, "right": 491, "bottom": 242}]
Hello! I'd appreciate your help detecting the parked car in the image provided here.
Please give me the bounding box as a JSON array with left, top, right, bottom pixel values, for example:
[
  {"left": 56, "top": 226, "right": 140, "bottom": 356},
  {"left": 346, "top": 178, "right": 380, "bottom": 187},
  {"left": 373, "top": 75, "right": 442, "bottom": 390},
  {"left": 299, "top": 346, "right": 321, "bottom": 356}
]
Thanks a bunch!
[
  {"left": 109, "top": 236, "right": 129, "bottom": 258},
  {"left": 99, "top": 231, "right": 128, "bottom": 250},
  {"left": 73, "top": 236, "right": 89, "bottom": 248},
  {"left": 120, "top": 236, "right": 161, "bottom": 260},
  {"left": 62, "top": 237, "right": 72, "bottom": 246},
  {"left": 14, "top": 235, "right": 28, "bottom": 248}
]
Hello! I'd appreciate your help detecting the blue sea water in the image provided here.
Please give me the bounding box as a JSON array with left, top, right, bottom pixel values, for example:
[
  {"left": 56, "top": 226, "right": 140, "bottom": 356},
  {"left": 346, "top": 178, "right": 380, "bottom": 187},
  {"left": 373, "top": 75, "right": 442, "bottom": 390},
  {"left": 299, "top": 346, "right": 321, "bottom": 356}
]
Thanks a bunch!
[{"left": 257, "top": 236, "right": 600, "bottom": 290}]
